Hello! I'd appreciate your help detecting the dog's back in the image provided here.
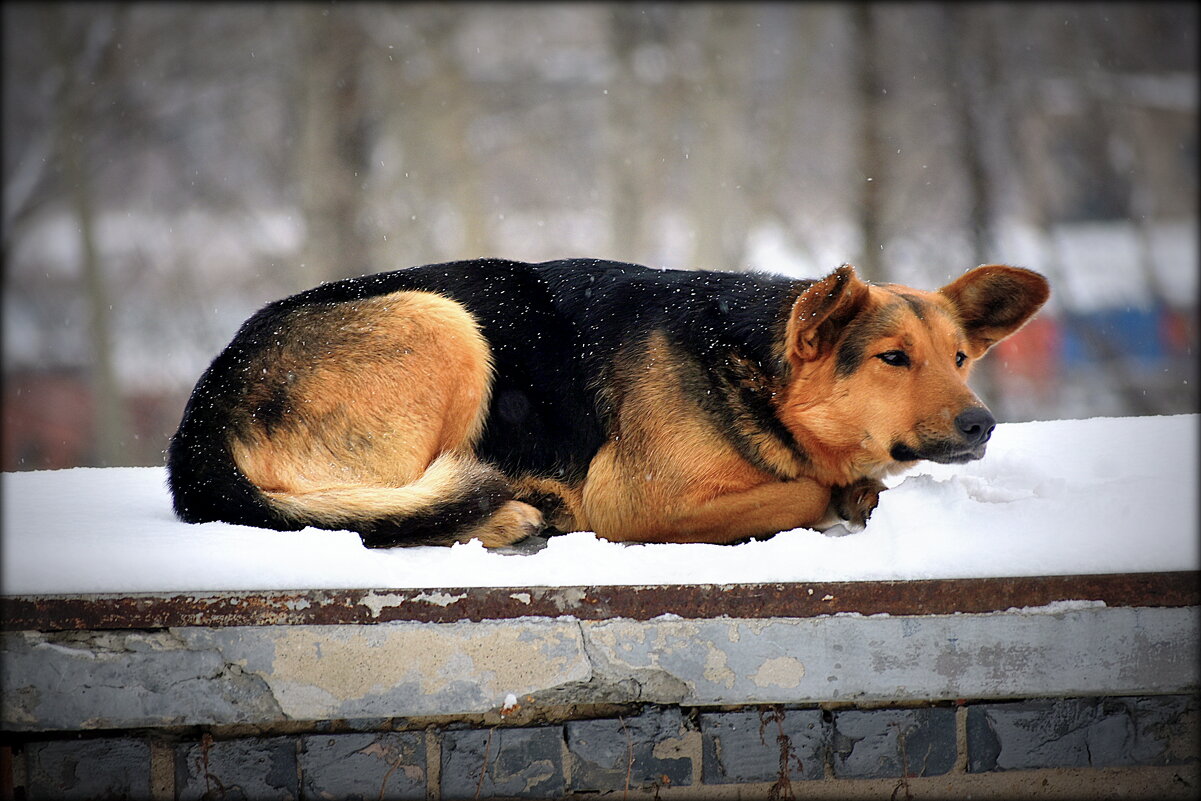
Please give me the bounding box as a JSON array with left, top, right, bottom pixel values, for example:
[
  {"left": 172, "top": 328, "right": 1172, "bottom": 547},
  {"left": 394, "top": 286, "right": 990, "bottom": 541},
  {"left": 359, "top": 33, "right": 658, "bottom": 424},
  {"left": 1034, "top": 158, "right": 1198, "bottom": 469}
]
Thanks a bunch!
[
  {"left": 168, "top": 257, "right": 1048, "bottom": 546},
  {"left": 168, "top": 259, "right": 807, "bottom": 542}
]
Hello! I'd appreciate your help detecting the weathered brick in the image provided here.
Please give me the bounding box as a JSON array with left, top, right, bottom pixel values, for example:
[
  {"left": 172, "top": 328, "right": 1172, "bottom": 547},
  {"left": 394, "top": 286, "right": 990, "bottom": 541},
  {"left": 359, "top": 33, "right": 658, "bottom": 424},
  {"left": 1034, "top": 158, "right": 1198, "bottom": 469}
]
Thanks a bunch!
[
  {"left": 969, "top": 698, "right": 1091, "bottom": 772},
  {"left": 832, "top": 707, "right": 956, "bottom": 779},
  {"left": 175, "top": 736, "right": 298, "bottom": 800},
  {"left": 567, "top": 707, "right": 691, "bottom": 791},
  {"left": 441, "top": 727, "right": 564, "bottom": 799},
  {"left": 968, "top": 695, "right": 1201, "bottom": 772},
  {"left": 25, "top": 738, "right": 151, "bottom": 801},
  {"left": 700, "top": 708, "right": 825, "bottom": 784},
  {"left": 300, "top": 732, "right": 425, "bottom": 800},
  {"left": 1129, "top": 695, "right": 1200, "bottom": 766}
]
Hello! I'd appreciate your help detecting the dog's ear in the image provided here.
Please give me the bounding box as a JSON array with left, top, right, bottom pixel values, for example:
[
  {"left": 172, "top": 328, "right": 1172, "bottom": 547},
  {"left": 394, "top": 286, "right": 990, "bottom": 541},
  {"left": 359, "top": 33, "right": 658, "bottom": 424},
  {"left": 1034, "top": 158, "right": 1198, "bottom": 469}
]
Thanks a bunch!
[
  {"left": 786, "top": 264, "right": 872, "bottom": 366},
  {"left": 939, "top": 265, "right": 1050, "bottom": 357}
]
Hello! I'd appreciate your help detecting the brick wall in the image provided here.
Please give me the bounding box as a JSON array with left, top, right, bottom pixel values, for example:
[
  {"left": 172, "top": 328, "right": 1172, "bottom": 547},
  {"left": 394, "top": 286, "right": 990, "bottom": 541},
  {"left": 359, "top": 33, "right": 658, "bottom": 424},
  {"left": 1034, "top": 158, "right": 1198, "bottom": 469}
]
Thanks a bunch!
[{"left": 5, "top": 695, "right": 1197, "bottom": 800}]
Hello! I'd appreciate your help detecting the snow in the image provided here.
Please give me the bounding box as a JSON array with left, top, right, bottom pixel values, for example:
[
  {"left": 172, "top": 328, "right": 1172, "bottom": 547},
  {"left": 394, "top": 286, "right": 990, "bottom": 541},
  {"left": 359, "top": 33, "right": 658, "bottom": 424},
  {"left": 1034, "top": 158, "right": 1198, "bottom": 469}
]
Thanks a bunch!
[{"left": 2, "top": 414, "right": 1196, "bottom": 596}]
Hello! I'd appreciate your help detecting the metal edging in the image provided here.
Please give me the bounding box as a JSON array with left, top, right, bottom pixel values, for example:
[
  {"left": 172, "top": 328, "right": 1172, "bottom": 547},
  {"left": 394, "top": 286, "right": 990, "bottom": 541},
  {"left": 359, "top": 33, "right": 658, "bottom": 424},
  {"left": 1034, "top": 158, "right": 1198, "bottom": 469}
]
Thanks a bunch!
[{"left": 1, "top": 571, "right": 1197, "bottom": 632}]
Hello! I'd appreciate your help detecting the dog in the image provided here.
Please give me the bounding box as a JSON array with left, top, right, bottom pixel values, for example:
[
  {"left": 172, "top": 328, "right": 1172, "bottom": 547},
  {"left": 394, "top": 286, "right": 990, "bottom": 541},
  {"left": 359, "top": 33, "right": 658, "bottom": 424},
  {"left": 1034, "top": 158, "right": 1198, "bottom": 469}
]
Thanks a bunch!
[{"left": 167, "top": 258, "right": 1049, "bottom": 547}]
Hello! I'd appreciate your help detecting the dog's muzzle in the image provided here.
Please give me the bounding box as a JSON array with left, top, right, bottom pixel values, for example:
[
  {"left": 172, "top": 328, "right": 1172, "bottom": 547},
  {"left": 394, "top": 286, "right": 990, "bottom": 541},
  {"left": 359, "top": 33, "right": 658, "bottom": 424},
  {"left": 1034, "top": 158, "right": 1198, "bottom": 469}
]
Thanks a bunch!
[{"left": 890, "top": 407, "right": 997, "bottom": 464}]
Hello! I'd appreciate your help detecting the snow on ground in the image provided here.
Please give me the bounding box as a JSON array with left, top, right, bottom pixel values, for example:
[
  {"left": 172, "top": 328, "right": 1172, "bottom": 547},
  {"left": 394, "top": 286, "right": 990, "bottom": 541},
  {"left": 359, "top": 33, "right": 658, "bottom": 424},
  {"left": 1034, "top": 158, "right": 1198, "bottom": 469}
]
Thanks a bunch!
[{"left": 2, "top": 415, "right": 1197, "bottom": 595}]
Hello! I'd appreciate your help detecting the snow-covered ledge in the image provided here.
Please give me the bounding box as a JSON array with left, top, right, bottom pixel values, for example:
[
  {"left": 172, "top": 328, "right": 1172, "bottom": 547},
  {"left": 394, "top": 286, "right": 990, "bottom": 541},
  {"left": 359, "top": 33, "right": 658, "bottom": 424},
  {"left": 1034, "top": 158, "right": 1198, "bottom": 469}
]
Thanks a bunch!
[{"left": 2, "top": 415, "right": 1198, "bottom": 733}]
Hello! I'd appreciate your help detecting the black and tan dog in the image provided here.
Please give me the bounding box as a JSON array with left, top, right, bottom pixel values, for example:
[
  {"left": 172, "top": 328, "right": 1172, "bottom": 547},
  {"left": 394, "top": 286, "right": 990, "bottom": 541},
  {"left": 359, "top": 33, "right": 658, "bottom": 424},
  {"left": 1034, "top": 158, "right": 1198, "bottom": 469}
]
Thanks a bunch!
[{"left": 168, "top": 258, "right": 1049, "bottom": 547}]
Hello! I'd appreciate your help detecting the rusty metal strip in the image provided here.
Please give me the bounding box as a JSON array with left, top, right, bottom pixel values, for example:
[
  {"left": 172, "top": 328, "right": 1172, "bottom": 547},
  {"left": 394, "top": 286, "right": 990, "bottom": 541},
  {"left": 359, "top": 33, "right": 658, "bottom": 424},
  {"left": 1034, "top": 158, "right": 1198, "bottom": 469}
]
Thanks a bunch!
[{"left": 1, "top": 572, "right": 1196, "bottom": 632}]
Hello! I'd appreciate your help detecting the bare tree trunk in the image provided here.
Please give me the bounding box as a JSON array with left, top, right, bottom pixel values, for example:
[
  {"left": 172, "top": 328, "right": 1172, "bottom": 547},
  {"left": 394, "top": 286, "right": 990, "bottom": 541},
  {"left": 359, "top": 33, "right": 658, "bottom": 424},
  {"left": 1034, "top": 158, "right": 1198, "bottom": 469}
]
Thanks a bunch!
[
  {"left": 49, "top": 8, "right": 128, "bottom": 466},
  {"left": 743, "top": 6, "right": 818, "bottom": 273},
  {"left": 434, "top": 52, "right": 488, "bottom": 260},
  {"left": 945, "top": 7, "right": 996, "bottom": 266},
  {"left": 944, "top": 7, "right": 1004, "bottom": 409},
  {"left": 295, "top": 6, "right": 371, "bottom": 287},
  {"left": 375, "top": 57, "right": 439, "bottom": 268},
  {"left": 605, "top": 6, "right": 649, "bottom": 263},
  {"left": 851, "top": 3, "right": 884, "bottom": 282},
  {"left": 688, "top": 6, "right": 751, "bottom": 271},
  {"left": 65, "top": 119, "right": 126, "bottom": 466},
  {"left": 385, "top": 11, "right": 488, "bottom": 263}
]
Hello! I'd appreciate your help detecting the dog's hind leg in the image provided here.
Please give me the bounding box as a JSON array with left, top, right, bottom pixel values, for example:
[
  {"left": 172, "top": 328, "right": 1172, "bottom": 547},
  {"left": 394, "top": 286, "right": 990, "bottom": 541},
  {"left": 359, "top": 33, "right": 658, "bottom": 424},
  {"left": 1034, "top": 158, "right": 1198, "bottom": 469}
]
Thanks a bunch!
[
  {"left": 454, "top": 498, "right": 546, "bottom": 548},
  {"left": 229, "top": 290, "right": 541, "bottom": 547}
]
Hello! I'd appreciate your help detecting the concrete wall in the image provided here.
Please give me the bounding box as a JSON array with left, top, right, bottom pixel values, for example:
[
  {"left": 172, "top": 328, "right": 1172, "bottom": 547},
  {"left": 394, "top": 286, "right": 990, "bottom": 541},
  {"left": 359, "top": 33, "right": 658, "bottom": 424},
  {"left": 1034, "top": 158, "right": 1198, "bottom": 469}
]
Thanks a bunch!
[
  {"left": 3, "top": 606, "right": 1197, "bottom": 729},
  {"left": 5, "top": 696, "right": 1198, "bottom": 799},
  {"left": 2, "top": 578, "right": 1198, "bottom": 798}
]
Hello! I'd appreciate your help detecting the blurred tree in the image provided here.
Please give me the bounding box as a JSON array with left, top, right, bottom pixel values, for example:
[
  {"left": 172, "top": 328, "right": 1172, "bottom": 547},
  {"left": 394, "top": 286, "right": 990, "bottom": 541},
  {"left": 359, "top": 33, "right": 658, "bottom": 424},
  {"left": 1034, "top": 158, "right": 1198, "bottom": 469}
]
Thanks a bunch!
[
  {"left": 2, "top": 3, "right": 1196, "bottom": 469},
  {"left": 1002, "top": 6, "right": 1169, "bottom": 417},
  {"left": 942, "top": 6, "right": 1004, "bottom": 408},
  {"left": 686, "top": 6, "right": 754, "bottom": 271},
  {"left": 294, "top": 5, "right": 373, "bottom": 286},
  {"left": 944, "top": 6, "right": 998, "bottom": 266},
  {"left": 605, "top": 5, "right": 656, "bottom": 263},
  {"left": 851, "top": 3, "right": 884, "bottom": 283},
  {"left": 427, "top": 12, "right": 489, "bottom": 260},
  {"left": 45, "top": 4, "right": 130, "bottom": 466}
]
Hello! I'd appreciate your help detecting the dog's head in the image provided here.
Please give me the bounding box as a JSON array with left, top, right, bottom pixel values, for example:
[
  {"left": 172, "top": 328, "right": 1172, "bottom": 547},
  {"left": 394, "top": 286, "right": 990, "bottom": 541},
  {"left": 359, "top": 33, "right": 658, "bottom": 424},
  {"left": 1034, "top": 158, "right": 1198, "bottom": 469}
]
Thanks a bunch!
[{"left": 779, "top": 263, "right": 1050, "bottom": 481}]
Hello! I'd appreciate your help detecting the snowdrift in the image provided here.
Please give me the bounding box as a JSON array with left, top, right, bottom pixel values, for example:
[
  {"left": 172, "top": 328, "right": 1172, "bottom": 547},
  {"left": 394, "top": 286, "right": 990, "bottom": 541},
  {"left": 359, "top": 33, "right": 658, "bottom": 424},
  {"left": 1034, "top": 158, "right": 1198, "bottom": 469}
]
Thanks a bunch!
[{"left": 2, "top": 414, "right": 1196, "bottom": 595}]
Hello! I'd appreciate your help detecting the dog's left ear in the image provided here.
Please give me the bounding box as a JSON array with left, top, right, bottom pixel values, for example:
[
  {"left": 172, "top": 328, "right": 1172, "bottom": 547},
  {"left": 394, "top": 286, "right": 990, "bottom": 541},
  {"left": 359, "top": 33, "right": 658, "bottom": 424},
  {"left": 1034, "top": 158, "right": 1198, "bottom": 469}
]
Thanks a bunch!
[
  {"left": 939, "top": 265, "right": 1051, "bottom": 357},
  {"left": 786, "top": 264, "right": 872, "bottom": 366}
]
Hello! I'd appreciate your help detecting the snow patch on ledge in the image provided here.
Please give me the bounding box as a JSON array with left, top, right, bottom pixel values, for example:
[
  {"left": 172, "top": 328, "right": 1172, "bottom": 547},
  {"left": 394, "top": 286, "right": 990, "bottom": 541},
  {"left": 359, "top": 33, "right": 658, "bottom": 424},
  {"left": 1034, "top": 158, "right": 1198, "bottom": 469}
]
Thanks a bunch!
[
  {"left": 1005, "top": 599, "right": 1109, "bottom": 615},
  {"left": 2, "top": 414, "right": 1197, "bottom": 595}
]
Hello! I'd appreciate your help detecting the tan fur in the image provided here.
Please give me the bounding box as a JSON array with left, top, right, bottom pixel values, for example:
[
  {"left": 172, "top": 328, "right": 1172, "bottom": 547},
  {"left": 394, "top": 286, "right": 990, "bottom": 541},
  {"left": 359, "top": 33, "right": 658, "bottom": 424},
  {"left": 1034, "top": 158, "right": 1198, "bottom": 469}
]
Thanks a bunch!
[
  {"left": 589, "top": 265, "right": 1047, "bottom": 543},
  {"left": 218, "top": 264, "right": 1046, "bottom": 547},
  {"left": 778, "top": 283, "right": 981, "bottom": 486},
  {"left": 230, "top": 291, "right": 539, "bottom": 545},
  {"left": 581, "top": 332, "right": 827, "bottom": 543},
  {"left": 254, "top": 451, "right": 479, "bottom": 528},
  {"left": 456, "top": 500, "right": 545, "bottom": 547},
  {"left": 233, "top": 290, "right": 493, "bottom": 492},
  {"left": 511, "top": 476, "right": 587, "bottom": 532}
]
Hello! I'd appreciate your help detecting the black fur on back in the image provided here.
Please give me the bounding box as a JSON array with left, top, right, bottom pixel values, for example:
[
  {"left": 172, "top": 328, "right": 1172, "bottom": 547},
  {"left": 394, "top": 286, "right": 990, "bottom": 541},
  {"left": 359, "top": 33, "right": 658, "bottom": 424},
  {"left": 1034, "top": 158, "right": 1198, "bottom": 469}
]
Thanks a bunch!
[{"left": 167, "top": 258, "right": 814, "bottom": 535}]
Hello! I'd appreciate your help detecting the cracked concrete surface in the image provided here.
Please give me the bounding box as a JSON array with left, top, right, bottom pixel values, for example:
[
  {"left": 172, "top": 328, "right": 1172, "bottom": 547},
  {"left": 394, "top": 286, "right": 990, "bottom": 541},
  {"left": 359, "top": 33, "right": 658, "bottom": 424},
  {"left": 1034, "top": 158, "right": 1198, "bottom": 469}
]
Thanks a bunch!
[
  {"left": 2, "top": 606, "right": 1197, "bottom": 731},
  {"left": 1, "top": 629, "right": 282, "bottom": 730},
  {"left": 579, "top": 608, "right": 1199, "bottom": 706},
  {"left": 175, "top": 619, "right": 591, "bottom": 720}
]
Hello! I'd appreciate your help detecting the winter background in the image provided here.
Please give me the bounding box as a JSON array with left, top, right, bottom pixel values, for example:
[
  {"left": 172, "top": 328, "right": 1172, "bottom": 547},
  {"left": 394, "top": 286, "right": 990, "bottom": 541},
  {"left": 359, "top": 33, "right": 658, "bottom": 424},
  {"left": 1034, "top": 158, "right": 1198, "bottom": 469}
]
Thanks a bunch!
[{"left": 2, "top": 4, "right": 1196, "bottom": 592}]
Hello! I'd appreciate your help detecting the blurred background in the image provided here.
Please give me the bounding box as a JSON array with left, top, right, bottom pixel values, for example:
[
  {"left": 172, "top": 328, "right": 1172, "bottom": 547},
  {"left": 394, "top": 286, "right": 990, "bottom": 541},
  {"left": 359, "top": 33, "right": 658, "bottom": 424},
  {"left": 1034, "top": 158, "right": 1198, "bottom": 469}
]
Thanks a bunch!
[{"left": 2, "top": 2, "right": 1197, "bottom": 470}]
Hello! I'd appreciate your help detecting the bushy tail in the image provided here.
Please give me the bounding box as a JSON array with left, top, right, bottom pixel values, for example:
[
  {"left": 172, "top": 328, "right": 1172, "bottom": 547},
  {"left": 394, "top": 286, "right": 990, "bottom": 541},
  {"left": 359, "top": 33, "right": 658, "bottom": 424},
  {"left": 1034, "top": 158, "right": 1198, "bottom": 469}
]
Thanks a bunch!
[{"left": 260, "top": 453, "right": 518, "bottom": 547}]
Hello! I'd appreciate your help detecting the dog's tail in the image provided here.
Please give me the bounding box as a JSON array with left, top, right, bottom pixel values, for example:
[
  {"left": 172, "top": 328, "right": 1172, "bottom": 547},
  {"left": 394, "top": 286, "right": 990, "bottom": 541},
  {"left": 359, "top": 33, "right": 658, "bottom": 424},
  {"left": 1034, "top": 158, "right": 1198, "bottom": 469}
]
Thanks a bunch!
[
  {"left": 258, "top": 452, "right": 529, "bottom": 548},
  {"left": 170, "top": 387, "right": 533, "bottom": 547}
]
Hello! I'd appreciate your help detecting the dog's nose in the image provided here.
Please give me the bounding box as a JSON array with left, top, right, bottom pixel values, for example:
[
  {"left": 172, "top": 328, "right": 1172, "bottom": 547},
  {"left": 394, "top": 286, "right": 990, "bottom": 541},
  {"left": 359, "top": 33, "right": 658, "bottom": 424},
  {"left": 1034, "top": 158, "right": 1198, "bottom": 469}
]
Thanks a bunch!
[{"left": 956, "top": 407, "right": 996, "bottom": 448}]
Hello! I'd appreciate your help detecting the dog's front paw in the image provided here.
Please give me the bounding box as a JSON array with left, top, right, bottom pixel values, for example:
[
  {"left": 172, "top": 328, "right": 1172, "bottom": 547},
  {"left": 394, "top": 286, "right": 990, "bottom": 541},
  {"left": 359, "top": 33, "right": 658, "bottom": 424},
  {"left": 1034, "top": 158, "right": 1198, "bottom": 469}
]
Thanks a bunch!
[{"left": 829, "top": 477, "right": 887, "bottom": 532}]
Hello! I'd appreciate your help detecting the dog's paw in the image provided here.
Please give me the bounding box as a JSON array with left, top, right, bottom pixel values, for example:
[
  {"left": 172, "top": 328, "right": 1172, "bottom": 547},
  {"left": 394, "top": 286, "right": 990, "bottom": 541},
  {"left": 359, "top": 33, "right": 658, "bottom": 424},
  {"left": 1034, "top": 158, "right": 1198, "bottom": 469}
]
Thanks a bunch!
[
  {"left": 820, "top": 522, "right": 854, "bottom": 538},
  {"left": 465, "top": 500, "right": 546, "bottom": 548},
  {"left": 830, "top": 477, "right": 887, "bottom": 532}
]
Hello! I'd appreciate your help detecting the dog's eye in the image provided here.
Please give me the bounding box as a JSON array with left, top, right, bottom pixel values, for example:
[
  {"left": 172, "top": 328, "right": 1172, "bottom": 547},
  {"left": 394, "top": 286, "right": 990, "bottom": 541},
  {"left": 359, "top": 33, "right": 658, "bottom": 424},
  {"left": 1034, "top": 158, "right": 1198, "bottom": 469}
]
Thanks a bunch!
[
  {"left": 876, "top": 350, "right": 910, "bottom": 368},
  {"left": 956, "top": 351, "right": 968, "bottom": 368}
]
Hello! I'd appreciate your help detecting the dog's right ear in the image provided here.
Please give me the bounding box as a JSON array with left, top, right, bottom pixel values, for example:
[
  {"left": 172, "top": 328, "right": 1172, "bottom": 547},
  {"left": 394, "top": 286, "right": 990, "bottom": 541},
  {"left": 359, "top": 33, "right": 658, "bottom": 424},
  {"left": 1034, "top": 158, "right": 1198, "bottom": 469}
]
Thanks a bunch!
[
  {"left": 939, "top": 265, "right": 1051, "bottom": 357},
  {"left": 785, "top": 264, "right": 871, "bottom": 367}
]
